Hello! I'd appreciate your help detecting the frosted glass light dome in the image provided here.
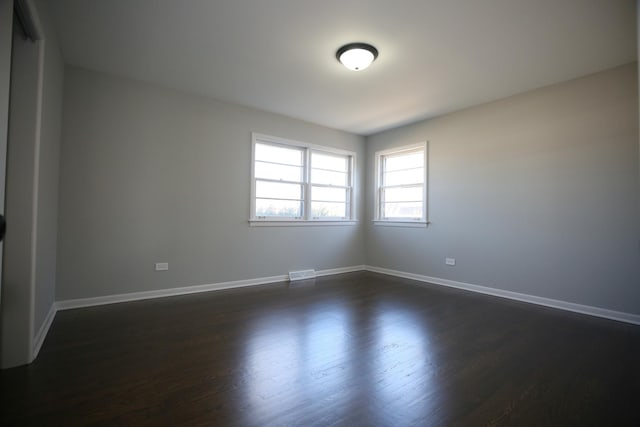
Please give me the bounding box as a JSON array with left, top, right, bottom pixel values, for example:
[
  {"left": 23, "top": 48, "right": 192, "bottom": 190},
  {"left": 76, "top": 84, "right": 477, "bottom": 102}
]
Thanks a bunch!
[{"left": 336, "top": 43, "right": 378, "bottom": 71}]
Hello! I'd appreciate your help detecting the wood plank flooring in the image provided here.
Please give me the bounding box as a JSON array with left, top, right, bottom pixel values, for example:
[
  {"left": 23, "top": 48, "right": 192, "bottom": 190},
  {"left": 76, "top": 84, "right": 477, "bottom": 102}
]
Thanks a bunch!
[{"left": 1, "top": 271, "right": 639, "bottom": 426}]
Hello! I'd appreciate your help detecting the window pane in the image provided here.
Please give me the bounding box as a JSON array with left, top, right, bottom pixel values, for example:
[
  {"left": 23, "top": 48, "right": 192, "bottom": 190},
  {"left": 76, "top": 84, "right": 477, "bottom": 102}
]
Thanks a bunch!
[
  {"left": 385, "top": 151, "right": 423, "bottom": 171},
  {"left": 252, "top": 136, "right": 355, "bottom": 222},
  {"left": 312, "top": 152, "right": 348, "bottom": 172},
  {"left": 255, "top": 161, "right": 303, "bottom": 182},
  {"left": 311, "top": 201, "right": 347, "bottom": 218},
  {"left": 312, "top": 186, "right": 347, "bottom": 202},
  {"left": 255, "top": 143, "right": 303, "bottom": 166},
  {"left": 256, "top": 181, "right": 302, "bottom": 201},
  {"left": 383, "top": 202, "right": 423, "bottom": 219},
  {"left": 384, "top": 167, "right": 423, "bottom": 186},
  {"left": 311, "top": 169, "right": 347, "bottom": 186},
  {"left": 256, "top": 199, "right": 302, "bottom": 217},
  {"left": 383, "top": 186, "right": 423, "bottom": 203}
]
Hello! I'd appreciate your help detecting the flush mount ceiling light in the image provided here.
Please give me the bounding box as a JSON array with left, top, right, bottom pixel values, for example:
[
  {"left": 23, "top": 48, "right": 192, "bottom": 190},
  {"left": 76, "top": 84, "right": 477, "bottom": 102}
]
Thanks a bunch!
[{"left": 336, "top": 43, "right": 378, "bottom": 71}]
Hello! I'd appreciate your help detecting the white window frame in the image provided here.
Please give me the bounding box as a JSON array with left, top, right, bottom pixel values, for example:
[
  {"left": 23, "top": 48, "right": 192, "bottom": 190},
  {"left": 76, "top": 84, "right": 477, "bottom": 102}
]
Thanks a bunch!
[
  {"left": 374, "top": 141, "right": 428, "bottom": 227},
  {"left": 250, "top": 133, "right": 356, "bottom": 226}
]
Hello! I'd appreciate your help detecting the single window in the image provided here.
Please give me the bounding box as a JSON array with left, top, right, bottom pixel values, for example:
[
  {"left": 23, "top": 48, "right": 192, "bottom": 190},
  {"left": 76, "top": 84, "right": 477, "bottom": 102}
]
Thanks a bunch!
[
  {"left": 251, "top": 133, "right": 355, "bottom": 225},
  {"left": 375, "top": 142, "right": 428, "bottom": 225}
]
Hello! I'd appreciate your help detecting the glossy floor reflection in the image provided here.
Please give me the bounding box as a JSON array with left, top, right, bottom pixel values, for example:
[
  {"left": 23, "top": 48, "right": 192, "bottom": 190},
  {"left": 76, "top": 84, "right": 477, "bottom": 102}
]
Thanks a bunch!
[
  {"left": 239, "top": 297, "right": 437, "bottom": 426},
  {"left": 1, "top": 271, "right": 639, "bottom": 426}
]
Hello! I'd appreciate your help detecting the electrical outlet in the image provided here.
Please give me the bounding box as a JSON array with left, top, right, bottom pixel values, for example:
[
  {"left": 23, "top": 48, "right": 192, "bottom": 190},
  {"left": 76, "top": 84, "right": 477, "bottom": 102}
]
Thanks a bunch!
[
  {"left": 155, "top": 262, "right": 169, "bottom": 271},
  {"left": 445, "top": 258, "right": 456, "bottom": 266}
]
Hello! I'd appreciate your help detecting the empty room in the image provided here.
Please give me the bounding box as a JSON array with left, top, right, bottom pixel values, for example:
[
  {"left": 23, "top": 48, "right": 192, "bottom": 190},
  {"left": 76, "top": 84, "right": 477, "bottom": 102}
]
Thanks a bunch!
[{"left": 1, "top": 0, "right": 639, "bottom": 425}]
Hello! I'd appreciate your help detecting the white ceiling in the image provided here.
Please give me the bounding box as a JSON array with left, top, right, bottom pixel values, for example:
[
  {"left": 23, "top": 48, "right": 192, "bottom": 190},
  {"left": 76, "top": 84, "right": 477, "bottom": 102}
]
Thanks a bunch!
[{"left": 48, "top": 0, "right": 637, "bottom": 136}]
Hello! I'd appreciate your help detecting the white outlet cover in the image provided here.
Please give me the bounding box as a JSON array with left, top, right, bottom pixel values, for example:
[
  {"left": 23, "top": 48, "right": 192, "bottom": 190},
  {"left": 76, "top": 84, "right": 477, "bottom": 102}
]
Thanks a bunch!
[
  {"left": 155, "top": 262, "right": 169, "bottom": 271},
  {"left": 445, "top": 258, "right": 456, "bottom": 266}
]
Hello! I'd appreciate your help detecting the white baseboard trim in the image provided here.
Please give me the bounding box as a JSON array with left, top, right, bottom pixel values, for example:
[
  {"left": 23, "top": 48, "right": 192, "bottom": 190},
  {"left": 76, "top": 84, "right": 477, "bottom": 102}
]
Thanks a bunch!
[
  {"left": 56, "top": 266, "right": 366, "bottom": 311},
  {"left": 364, "top": 265, "right": 640, "bottom": 326},
  {"left": 50, "top": 263, "right": 638, "bottom": 349},
  {"left": 32, "top": 303, "right": 58, "bottom": 359},
  {"left": 316, "top": 265, "right": 366, "bottom": 277},
  {"left": 57, "top": 274, "right": 287, "bottom": 310}
]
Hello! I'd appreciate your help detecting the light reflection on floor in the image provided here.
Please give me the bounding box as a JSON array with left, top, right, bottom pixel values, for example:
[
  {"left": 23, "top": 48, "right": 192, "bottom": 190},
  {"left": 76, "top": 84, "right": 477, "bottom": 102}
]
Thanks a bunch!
[
  {"left": 371, "top": 303, "right": 436, "bottom": 425},
  {"left": 239, "top": 296, "right": 437, "bottom": 425}
]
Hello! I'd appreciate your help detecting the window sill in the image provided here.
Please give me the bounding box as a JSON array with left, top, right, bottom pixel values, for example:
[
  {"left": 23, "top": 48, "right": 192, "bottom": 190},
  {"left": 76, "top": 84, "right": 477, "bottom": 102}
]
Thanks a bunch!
[
  {"left": 249, "top": 220, "right": 357, "bottom": 227},
  {"left": 373, "top": 220, "right": 429, "bottom": 228}
]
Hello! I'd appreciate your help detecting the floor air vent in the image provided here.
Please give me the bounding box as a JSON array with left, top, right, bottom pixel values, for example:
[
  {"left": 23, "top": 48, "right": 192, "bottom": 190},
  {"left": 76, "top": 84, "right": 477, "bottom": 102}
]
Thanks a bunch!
[{"left": 289, "top": 269, "right": 316, "bottom": 281}]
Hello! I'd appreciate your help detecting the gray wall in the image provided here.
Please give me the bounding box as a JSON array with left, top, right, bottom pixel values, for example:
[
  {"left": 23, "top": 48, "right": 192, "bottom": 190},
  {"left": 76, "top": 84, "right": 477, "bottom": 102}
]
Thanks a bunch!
[
  {"left": 57, "top": 66, "right": 366, "bottom": 300},
  {"left": 33, "top": 0, "right": 64, "bottom": 338},
  {"left": 2, "top": 10, "right": 41, "bottom": 368},
  {"left": 0, "top": 0, "right": 13, "bottom": 303},
  {"left": 0, "top": 0, "right": 63, "bottom": 368},
  {"left": 365, "top": 63, "right": 640, "bottom": 315}
]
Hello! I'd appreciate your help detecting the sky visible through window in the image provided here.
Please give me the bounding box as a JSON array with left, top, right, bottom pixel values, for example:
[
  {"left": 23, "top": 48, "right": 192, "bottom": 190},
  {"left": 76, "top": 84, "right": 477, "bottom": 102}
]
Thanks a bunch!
[
  {"left": 253, "top": 141, "right": 352, "bottom": 219},
  {"left": 380, "top": 149, "right": 424, "bottom": 220}
]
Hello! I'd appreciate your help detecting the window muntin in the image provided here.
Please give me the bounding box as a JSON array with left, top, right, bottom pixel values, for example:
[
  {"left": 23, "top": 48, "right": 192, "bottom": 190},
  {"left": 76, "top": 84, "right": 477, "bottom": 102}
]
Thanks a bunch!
[
  {"left": 251, "top": 134, "right": 355, "bottom": 223},
  {"left": 254, "top": 142, "right": 304, "bottom": 218},
  {"left": 310, "top": 151, "right": 350, "bottom": 219},
  {"left": 375, "top": 143, "right": 427, "bottom": 223}
]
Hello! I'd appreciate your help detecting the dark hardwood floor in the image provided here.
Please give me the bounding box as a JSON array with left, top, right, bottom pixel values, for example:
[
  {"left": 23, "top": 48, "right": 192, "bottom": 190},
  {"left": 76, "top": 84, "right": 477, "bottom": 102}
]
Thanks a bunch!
[{"left": 1, "top": 271, "right": 639, "bottom": 426}]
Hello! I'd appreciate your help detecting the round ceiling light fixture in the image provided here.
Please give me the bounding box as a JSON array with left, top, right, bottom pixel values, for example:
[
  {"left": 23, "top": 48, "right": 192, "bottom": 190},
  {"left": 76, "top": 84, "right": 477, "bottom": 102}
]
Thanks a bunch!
[{"left": 336, "top": 43, "right": 378, "bottom": 71}]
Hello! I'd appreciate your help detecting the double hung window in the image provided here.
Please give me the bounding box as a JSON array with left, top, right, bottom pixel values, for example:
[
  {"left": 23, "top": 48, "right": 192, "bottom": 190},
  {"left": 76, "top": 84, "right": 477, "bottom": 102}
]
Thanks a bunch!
[
  {"left": 251, "top": 134, "right": 355, "bottom": 224},
  {"left": 374, "top": 142, "right": 427, "bottom": 225}
]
